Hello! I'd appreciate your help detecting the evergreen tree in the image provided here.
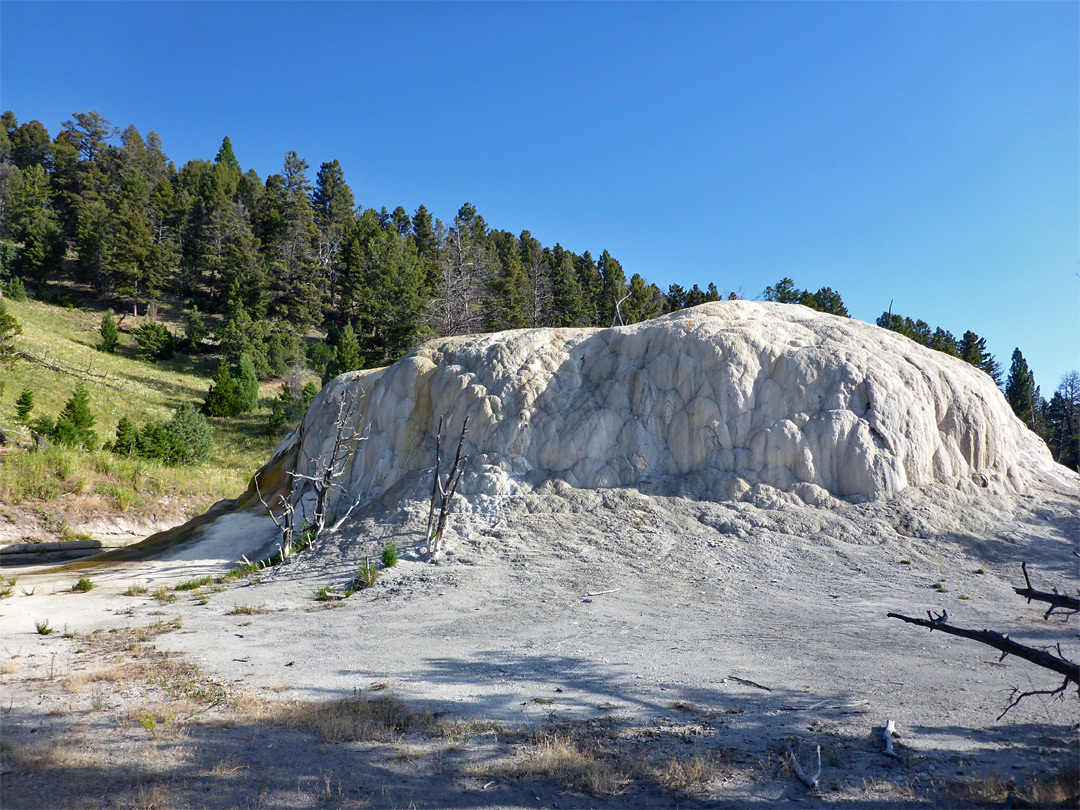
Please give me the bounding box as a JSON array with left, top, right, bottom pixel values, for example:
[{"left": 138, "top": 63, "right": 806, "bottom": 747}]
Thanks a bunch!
[
  {"left": 802, "top": 287, "right": 848, "bottom": 317},
  {"left": 267, "top": 399, "right": 287, "bottom": 436},
  {"left": 113, "top": 415, "right": 139, "bottom": 456},
  {"left": 520, "top": 231, "right": 552, "bottom": 328},
  {"left": 1005, "top": 348, "right": 1038, "bottom": 430},
  {"left": 133, "top": 321, "right": 174, "bottom": 361},
  {"left": 54, "top": 382, "right": 97, "bottom": 449},
  {"left": 334, "top": 321, "right": 361, "bottom": 375},
  {"left": 5, "top": 275, "right": 26, "bottom": 301},
  {"left": 550, "top": 246, "right": 585, "bottom": 326},
  {"left": 763, "top": 277, "right": 802, "bottom": 304},
  {"left": 14, "top": 388, "right": 33, "bottom": 423},
  {"left": 959, "top": 331, "right": 1001, "bottom": 385},
  {"left": 164, "top": 403, "right": 214, "bottom": 465},
  {"left": 1046, "top": 372, "right": 1079, "bottom": 470},
  {"left": 0, "top": 299, "right": 21, "bottom": 366},
  {"left": 598, "top": 250, "right": 627, "bottom": 325},
  {"left": 203, "top": 359, "right": 244, "bottom": 417},
  {"left": 302, "top": 380, "right": 319, "bottom": 409},
  {"left": 186, "top": 305, "right": 207, "bottom": 352},
  {"left": 237, "top": 352, "right": 260, "bottom": 412},
  {"left": 99, "top": 310, "right": 119, "bottom": 353},
  {"left": 313, "top": 159, "right": 355, "bottom": 305}
]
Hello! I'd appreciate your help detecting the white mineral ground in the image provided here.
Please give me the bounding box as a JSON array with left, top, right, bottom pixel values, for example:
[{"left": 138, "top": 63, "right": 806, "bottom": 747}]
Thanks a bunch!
[{"left": 4, "top": 301, "right": 1077, "bottom": 805}]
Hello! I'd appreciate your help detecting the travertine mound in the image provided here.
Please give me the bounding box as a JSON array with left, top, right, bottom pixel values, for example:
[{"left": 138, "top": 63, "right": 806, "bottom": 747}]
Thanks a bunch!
[{"left": 276, "top": 301, "right": 1061, "bottom": 526}]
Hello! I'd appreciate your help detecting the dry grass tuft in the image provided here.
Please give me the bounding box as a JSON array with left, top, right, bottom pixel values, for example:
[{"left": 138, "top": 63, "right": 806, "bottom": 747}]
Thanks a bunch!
[
  {"left": 474, "top": 731, "right": 628, "bottom": 797},
  {"left": 244, "top": 691, "right": 440, "bottom": 743},
  {"left": 650, "top": 754, "right": 715, "bottom": 797},
  {"left": 945, "top": 761, "right": 1079, "bottom": 808}
]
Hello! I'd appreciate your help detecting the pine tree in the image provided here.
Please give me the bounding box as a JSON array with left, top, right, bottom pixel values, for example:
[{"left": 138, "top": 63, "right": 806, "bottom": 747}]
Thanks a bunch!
[
  {"left": 14, "top": 388, "right": 33, "bottom": 423},
  {"left": 550, "top": 247, "right": 585, "bottom": 326},
  {"left": 1046, "top": 372, "right": 1079, "bottom": 470},
  {"left": 100, "top": 310, "right": 119, "bottom": 353},
  {"left": 334, "top": 321, "right": 361, "bottom": 375},
  {"left": 0, "top": 299, "right": 21, "bottom": 366},
  {"left": 164, "top": 403, "right": 214, "bottom": 465},
  {"left": 598, "top": 250, "right": 627, "bottom": 325},
  {"left": 203, "top": 359, "right": 243, "bottom": 417},
  {"left": 54, "top": 382, "right": 97, "bottom": 449},
  {"left": 113, "top": 415, "right": 139, "bottom": 456},
  {"left": 763, "top": 277, "right": 802, "bottom": 304},
  {"left": 237, "top": 352, "right": 260, "bottom": 412},
  {"left": 267, "top": 399, "right": 287, "bottom": 436},
  {"left": 186, "top": 306, "right": 207, "bottom": 352},
  {"left": 1005, "top": 349, "right": 1038, "bottom": 430}
]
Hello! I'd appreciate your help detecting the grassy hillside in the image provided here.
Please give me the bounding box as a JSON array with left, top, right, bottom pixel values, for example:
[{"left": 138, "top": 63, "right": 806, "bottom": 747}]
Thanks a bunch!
[{"left": 0, "top": 296, "right": 287, "bottom": 542}]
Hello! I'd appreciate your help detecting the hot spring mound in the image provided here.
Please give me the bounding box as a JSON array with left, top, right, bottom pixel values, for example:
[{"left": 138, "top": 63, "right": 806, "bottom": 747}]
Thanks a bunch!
[{"left": 281, "top": 300, "right": 1065, "bottom": 522}]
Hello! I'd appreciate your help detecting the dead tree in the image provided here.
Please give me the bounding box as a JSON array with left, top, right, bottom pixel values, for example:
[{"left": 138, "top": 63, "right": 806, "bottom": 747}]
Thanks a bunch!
[
  {"left": 888, "top": 563, "right": 1079, "bottom": 718},
  {"left": 425, "top": 415, "right": 469, "bottom": 559},
  {"left": 288, "top": 388, "right": 368, "bottom": 548},
  {"left": 256, "top": 387, "right": 367, "bottom": 559}
]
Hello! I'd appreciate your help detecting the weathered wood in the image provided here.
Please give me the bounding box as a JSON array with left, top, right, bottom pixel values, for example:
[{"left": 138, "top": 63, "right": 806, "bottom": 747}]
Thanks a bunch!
[
  {"left": 1013, "top": 562, "right": 1079, "bottom": 620},
  {"left": 887, "top": 610, "right": 1079, "bottom": 686},
  {"left": 785, "top": 743, "right": 820, "bottom": 789}
]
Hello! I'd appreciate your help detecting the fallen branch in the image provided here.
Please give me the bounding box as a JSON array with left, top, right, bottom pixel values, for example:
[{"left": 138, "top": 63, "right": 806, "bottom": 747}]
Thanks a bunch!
[
  {"left": 1014, "top": 562, "right": 1079, "bottom": 620},
  {"left": 728, "top": 676, "right": 773, "bottom": 692},
  {"left": 18, "top": 349, "right": 122, "bottom": 390},
  {"left": 886, "top": 610, "right": 1079, "bottom": 688},
  {"left": 584, "top": 588, "right": 621, "bottom": 598},
  {"left": 785, "top": 742, "right": 821, "bottom": 789},
  {"left": 882, "top": 719, "right": 900, "bottom": 759}
]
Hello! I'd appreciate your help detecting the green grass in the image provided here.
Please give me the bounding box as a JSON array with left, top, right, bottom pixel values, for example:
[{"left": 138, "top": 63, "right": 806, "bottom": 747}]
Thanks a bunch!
[
  {"left": 35, "top": 619, "right": 53, "bottom": 635},
  {"left": 0, "top": 296, "right": 283, "bottom": 519},
  {"left": 71, "top": 577, "right": 93, "bottom": 593},
  {"left": 175, "top": 575, "right": 213, "bottom": 591}
]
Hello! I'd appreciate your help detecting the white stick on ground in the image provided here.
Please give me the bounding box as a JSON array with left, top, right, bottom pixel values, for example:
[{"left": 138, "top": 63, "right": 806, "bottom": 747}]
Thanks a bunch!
[
  {"left": 883, "top": 719, "right": 900, "bottom": 759},
  {"left": 785, "top": 743, "right": 821, "bottom": 789}
]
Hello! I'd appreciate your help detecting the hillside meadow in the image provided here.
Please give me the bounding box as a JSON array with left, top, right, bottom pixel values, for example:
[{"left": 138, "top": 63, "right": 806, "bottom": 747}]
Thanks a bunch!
[{"left": 0, "top": 295, "right": 283, "bottom": 542}]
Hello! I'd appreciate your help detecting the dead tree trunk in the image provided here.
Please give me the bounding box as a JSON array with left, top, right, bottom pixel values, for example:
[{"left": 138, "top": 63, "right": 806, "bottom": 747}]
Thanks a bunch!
[{"left": 426, "top": 416, "right": 469, "bottom": 559}]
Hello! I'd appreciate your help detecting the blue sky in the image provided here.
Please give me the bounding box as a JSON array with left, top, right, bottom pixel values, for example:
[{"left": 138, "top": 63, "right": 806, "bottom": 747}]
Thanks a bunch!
[{"left": 2, "top": 1, "right": 1076, "bottom": 391}]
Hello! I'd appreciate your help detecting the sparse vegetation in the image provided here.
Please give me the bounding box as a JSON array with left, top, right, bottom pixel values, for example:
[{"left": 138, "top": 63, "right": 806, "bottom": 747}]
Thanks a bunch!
[
  {"left": 124, "top": 583, "right": 149, "bottom": 596},
  {"left": 71, "top": 577, "right": 94, "bottom": 593},
  {"left": 35, "top": 619, "right": 53, "bottom": 635},
  {"left": 381, "top": 538, "right": 399, "bottom": 568},
  {"left": 175, "top": 576, "right": 213, "bottom": 592}
]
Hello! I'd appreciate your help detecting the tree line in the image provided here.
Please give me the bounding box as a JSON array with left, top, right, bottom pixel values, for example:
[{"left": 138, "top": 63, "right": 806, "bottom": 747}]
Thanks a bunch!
[{"left": 0, "top": 109, "right": 1075, "bottom": 470}]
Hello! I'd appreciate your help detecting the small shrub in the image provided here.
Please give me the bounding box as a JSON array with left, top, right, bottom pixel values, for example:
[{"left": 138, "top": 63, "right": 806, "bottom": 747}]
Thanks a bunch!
[
  {"left": 381, "top": 539, "right": 399, "bottom": 568},
  {"left": 71, "top": 577, "right": 93, "bottom": 593},
  {"left": 313, "top": 585, "right": 339, "bottom": 602},
  {"left": 124, "top": 583, "right": 149, "bottom": 596},
  {"left": 35, "top": 619, "right": 53, "bottom": 635},
  {"left": 154, "top": 588, "right": 177, "bottom": 603}
]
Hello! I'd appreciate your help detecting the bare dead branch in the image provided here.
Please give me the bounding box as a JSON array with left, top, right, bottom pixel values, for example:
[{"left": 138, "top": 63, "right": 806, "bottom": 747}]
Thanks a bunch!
[
  {"left": 785, "top": 743, "right": 821, "bottom": 789},
  {"left": 887, "top": 610, "right": 1079, "bottom": 688},
  {"left": 1014, "top": 562, "right": 1079, "bottom": 620},
  {"left": 998, "top": 676, "right": 1073, "bottom": 720}
]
